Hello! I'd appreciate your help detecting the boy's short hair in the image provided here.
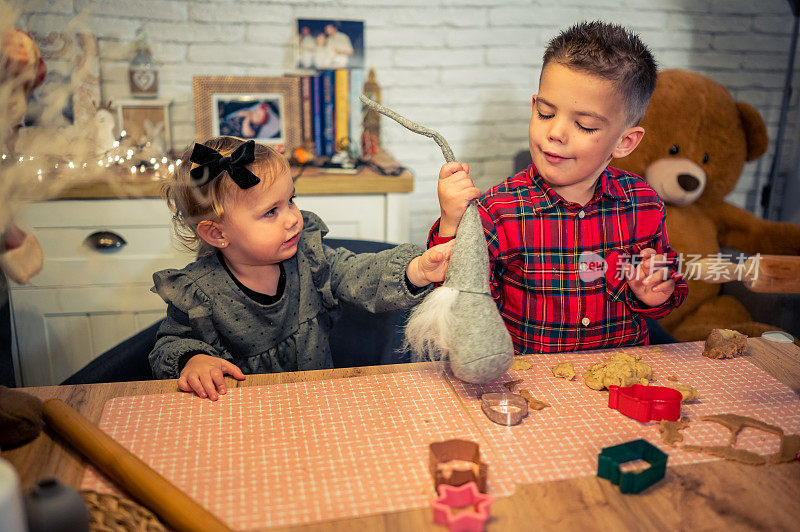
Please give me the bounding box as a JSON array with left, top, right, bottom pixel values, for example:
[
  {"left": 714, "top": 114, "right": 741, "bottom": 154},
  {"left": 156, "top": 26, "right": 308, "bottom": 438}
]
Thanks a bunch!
[{"left": 543, "top": 21, "right": 657, "bottom": 126}]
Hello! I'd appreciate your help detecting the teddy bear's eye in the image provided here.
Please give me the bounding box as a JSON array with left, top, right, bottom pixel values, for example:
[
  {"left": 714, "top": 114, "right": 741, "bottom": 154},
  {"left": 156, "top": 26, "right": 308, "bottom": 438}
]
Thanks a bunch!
[
  {"left": 702, "top": 153, "right": 709, "bottom": 164},
  {"left": 669, "top": 145, "right": 679, "bottom": 155}
]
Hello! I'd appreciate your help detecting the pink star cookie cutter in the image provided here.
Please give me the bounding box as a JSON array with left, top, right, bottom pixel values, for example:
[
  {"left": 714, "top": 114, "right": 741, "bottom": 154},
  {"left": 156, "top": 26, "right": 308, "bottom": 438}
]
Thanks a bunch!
[{"left": 430, "top": 481, "right": 494, "bottom": 532}]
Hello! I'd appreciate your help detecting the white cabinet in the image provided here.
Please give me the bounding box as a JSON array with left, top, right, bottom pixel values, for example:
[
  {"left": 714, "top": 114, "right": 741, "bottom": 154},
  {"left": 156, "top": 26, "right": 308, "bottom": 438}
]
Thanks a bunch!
[
  {"left": 9, "top": 199, "right": 190, "bottom": 386},
  {"left": 295, "top": 193, "right": 409, "bottom": 243},
  {"left": 9, "top": 193, "right": 408, "bottom": 386}
]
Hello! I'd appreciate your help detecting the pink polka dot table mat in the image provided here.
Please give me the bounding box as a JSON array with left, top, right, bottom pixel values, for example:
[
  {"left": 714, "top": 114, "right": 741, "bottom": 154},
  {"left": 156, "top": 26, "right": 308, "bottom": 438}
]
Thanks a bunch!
[{"left": 82, "top": 342, "right": 800, "bottom": 530}]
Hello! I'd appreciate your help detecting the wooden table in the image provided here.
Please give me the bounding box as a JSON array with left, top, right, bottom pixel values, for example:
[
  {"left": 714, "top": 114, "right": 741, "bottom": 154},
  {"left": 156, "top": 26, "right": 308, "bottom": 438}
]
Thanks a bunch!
[{"left": 4, "top": 338, "right": 800, "bottom": 531}]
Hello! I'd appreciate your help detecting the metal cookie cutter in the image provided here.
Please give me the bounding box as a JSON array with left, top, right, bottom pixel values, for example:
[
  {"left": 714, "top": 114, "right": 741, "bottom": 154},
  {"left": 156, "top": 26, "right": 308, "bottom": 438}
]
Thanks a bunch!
[
  {"left": 608, "top": 384, "right": 682, "bottom": 423},
  {"left": 480, "top": 392, "right": 528, "bottom": 426},
  {"left": 597, "top": 439, "right": 668, "bottom": 494},
  {"left": 430, "top": 481, "right": 494, "bottom": 532},
  {"left": 429, "top": 439, "right": 488, "bottom": 493}
]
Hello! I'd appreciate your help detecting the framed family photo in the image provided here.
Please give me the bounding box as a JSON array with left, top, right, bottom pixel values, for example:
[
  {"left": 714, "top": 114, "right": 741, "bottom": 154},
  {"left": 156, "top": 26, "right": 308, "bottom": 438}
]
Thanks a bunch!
[
  {"left": 296, "top": 18, "right": 364, "bottom": 70},
  {"left": 193, "top": 76, "right": 301, "bottom": 154}
]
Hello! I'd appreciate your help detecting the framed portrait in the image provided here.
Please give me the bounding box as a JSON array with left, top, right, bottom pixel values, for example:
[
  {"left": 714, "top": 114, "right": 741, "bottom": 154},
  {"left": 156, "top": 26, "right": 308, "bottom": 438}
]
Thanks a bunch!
[
  {"left": 25, "top": 32, "right": 100, "bottom": 127},
  {"left": 115, "top": 99, "right": 172, "bottom": 153},
  {"left": 296, "top": 19, "right": 364, "bottom": 70},
  {"left": 193, "top": 76, "right": 301, "bottom": 154}
]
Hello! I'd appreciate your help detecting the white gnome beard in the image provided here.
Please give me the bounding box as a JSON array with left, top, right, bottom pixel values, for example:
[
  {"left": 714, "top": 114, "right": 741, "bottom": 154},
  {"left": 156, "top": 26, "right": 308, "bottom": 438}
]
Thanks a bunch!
[{"left": 404, "top": 285, "right": 458, "bottom": 362}]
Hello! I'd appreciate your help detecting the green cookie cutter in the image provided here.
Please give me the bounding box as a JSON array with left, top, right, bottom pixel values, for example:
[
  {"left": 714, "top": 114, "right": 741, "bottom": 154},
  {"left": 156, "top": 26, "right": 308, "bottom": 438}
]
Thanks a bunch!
[{"left": 597, "top": 439, "right": 668, "bottom": 494}]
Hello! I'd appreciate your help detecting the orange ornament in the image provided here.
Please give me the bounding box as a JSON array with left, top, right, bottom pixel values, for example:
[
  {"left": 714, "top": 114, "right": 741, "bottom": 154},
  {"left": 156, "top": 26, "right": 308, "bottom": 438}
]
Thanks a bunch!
[{"left": 292, "top": 147, "right": 310, "bottom": 165}]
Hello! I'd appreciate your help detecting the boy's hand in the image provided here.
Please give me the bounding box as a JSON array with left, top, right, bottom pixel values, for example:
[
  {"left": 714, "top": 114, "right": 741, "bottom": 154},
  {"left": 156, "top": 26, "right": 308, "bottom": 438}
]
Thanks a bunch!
[
  {"left": 625, "top": 248, "right": 676, "bottom": 307},
  {"left": 178, "top": 354, "right": 246, "bottom": 401},
  {"left": 406, "top": 240, "right": 455, "bottom": 287},
  {"left": 438, "top": 162, "right": 480, "bottom": 238}
]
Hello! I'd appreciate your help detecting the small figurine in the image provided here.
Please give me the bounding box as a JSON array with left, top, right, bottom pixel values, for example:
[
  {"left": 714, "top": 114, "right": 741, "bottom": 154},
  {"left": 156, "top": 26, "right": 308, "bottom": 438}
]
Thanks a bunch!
[
  {"left": 128, "top": 27, "right": 158, "bottom": 98},
  {"left": 361, "top": 68, "right": 381, "bottom": 155},
  {"left": 93, "top": 106, "right": 116, "bottom": 154}
]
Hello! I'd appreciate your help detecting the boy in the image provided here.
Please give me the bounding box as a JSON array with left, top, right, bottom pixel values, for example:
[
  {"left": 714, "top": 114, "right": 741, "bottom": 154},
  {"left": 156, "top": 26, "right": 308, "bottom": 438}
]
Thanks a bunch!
[{"left": 430, "top": 21, "right": 688, "bottom": 354}]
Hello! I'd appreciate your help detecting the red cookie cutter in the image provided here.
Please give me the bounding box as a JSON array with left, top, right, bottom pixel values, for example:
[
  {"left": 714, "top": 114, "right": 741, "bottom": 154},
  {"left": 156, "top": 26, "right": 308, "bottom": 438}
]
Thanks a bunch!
[
  {"left": 608, "top": 384, "right": 681, "bottom": 422},
  {"left": 430, "top": 481, "right": 494, "bottom": 532}
]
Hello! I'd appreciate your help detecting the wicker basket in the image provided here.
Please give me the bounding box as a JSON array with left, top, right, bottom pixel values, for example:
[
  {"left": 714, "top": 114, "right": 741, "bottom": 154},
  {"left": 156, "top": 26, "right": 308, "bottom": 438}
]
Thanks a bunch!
[{"left": 81, "top": 490, "right": 168, "bottom": 532}]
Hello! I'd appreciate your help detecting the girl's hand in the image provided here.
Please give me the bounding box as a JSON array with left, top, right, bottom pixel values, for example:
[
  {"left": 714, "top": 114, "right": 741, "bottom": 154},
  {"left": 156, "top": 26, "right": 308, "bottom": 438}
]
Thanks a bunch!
[
  {"left": 438, "top": 162, "right": 480, "bottom": 238},
  {"left": 406, "top": 240, "right": 455, "bottom": 287},
  {"left": 178, "top": 354, "right": 246, "bottom": 401},
  {"left": 625, "top": 248, "right": 676, "bottom": 308}
]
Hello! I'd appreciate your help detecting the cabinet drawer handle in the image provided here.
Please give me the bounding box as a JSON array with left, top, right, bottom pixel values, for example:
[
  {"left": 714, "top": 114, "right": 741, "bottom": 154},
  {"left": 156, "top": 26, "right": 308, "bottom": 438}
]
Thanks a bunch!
[{"left": 85, "top": 231, "right": 127, "bottom": 250}]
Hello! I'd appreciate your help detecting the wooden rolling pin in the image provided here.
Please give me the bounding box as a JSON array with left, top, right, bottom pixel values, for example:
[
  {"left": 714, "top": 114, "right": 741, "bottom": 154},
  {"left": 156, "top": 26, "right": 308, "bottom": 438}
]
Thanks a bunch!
[
  {"left": 691, "top": 254, "right": 800, "bottom": 293},
  {"left": 42, "top": 398, "right": 232, "bottom": 532}
]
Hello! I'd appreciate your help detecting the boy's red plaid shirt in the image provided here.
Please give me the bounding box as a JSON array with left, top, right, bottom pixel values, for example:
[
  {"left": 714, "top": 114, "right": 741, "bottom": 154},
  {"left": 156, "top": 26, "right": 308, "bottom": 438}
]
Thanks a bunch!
[{"left": 429, "top": 164, "right": 688, "bottom": 355}]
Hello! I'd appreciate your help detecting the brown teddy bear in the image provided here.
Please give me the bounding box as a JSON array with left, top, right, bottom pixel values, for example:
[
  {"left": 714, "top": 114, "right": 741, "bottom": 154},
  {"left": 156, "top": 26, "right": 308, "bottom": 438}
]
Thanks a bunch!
[{"left": 613, "top": 69, "right": 800, "bottom": 342}]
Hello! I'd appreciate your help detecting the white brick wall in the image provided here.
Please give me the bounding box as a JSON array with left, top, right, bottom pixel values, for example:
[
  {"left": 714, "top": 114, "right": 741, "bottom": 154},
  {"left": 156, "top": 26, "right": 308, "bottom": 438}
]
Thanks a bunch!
[{"left": 20, "top": 0, "right": 799, "bottom": 243}]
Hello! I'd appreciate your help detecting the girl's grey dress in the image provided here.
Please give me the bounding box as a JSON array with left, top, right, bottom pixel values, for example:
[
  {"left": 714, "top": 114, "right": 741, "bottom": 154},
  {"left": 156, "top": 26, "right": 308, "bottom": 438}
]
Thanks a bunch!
[{"left": 149, "top": 211, "right": 430, "bottom": 378}]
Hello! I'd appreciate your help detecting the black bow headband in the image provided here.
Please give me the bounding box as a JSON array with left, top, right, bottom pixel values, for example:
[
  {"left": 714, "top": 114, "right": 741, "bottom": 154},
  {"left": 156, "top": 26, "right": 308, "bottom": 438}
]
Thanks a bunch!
[{"left": 189, "top": 140, "right": 260, "bottom": 189}]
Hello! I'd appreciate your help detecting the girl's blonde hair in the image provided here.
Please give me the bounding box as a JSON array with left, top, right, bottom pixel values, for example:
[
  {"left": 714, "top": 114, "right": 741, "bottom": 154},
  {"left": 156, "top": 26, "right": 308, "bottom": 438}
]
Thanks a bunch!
[{"left": 164, "top": 136, "right": 289, "bottom": 256}]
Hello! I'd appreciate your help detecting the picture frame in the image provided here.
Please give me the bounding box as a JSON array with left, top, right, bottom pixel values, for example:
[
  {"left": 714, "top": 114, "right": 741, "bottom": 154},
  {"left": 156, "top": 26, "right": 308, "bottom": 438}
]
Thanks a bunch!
[
  {"left": 296, "top": 19, "right": 365, "bottom": 70},
  {"left": 193, "top": 76, "right": 301, "bottom": 154},
  {"left": 115, "top": 99, "right": 172, "bottom": 153}
]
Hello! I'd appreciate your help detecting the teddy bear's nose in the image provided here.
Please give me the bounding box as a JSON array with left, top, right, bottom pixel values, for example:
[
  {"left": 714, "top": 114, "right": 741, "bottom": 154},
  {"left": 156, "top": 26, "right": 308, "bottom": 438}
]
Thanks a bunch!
[{"left": 677, "top": 173, "right": 700, "bottom": 191}]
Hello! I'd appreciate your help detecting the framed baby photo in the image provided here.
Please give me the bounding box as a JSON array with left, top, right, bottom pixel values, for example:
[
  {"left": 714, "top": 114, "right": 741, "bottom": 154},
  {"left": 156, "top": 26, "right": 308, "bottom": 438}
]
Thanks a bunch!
[
  {"left": 193, "top": 76, "right": 301, "bottom": 154},
  {"left": 296, "top": 18, "right": 364, "bottom": 70}
]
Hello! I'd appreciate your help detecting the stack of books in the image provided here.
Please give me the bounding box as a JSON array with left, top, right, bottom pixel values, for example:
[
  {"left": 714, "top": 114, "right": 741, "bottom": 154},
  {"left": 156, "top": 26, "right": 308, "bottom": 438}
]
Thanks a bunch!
[{"left": 290, "top": 69, "right": 364, "bottom": 158}]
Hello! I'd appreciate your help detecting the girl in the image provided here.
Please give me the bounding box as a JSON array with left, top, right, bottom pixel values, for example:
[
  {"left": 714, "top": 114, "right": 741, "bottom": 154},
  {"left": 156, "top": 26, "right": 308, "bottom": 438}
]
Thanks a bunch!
[{"left": 151, "top": 136, "right": 453, "bottom": 400}]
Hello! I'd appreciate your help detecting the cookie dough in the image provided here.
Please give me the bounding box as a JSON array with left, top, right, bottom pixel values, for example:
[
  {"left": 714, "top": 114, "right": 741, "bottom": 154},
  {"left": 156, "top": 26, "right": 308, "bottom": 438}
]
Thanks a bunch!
[
  {"left": 671, "top": 384, "right": 699, "bottom": 402},
  {"left": 510, "top": 358, "right": 532, "bottom": 371},
  {"left": 683, "top": 444, "right": 765, "bottom": 465},
  {"left": 703, "top": 413, "right": 782, "bottom": 444},
  {"left": 550, "top": 362, "right": 576, "bottom": 380},
  {"left": 519, "top": 390, "right": 549, "bottom": 410},
  {"left": 703, "top": 328, "right": 747, "bottom": 359},
  {"left": 658, "top": 417, "right": 690, "bottom": 446},
  {"left": 437, "top": 459, "right": 480, "bottom": 481},
  {"left": 774, "top": 434, "right": 800, "bottom": 464},
  {"left": 682, "top": 413, "right": 800, "bottom": 465},
  {"left": 502, "top": 379, "right": 523, "bottom": 392},
  {"left": 582, "top": 352, "right": 652, "bottom": 390}
]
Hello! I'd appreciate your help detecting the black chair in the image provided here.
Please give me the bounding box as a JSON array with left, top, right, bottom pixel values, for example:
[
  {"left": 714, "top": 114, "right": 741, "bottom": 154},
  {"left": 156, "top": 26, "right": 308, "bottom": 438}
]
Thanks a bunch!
[
  {"left": 62, "top": 319, "right": 161, "bottom": 384},
  {"left": 62, "top": 238, "right": 410, "bottom": 384},
  {"left": 320, "top": 237, "right": 411, "bottom": 368},
  {"left": 644, "top": 317, "right": 677, "bottom": 344}
]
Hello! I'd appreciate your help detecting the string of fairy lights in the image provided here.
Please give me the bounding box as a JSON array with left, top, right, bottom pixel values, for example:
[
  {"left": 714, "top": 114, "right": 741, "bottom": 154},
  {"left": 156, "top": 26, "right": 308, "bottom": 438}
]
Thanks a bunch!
[{"left": 1, "top": 129, "right": 183, "bottom": 182}]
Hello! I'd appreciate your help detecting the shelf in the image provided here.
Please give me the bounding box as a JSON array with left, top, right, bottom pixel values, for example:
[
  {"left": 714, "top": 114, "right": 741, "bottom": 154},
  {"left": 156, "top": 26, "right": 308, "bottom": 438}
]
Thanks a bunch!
[{"left": 54, "top": 150, "right": 414, "bottom": 199}]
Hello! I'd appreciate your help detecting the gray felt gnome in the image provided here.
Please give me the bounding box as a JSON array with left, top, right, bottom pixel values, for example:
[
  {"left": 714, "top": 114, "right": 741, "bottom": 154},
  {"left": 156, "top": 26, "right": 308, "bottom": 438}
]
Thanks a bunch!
[{"left": 360, "top": 96, "right": 514, "bottom": 384}]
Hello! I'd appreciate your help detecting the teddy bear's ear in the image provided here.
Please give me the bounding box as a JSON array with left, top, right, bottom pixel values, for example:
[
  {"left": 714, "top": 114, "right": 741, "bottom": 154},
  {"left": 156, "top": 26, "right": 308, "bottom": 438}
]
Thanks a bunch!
[{"left": 736, "top": 101, "right": 768, "bottom": 162}]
